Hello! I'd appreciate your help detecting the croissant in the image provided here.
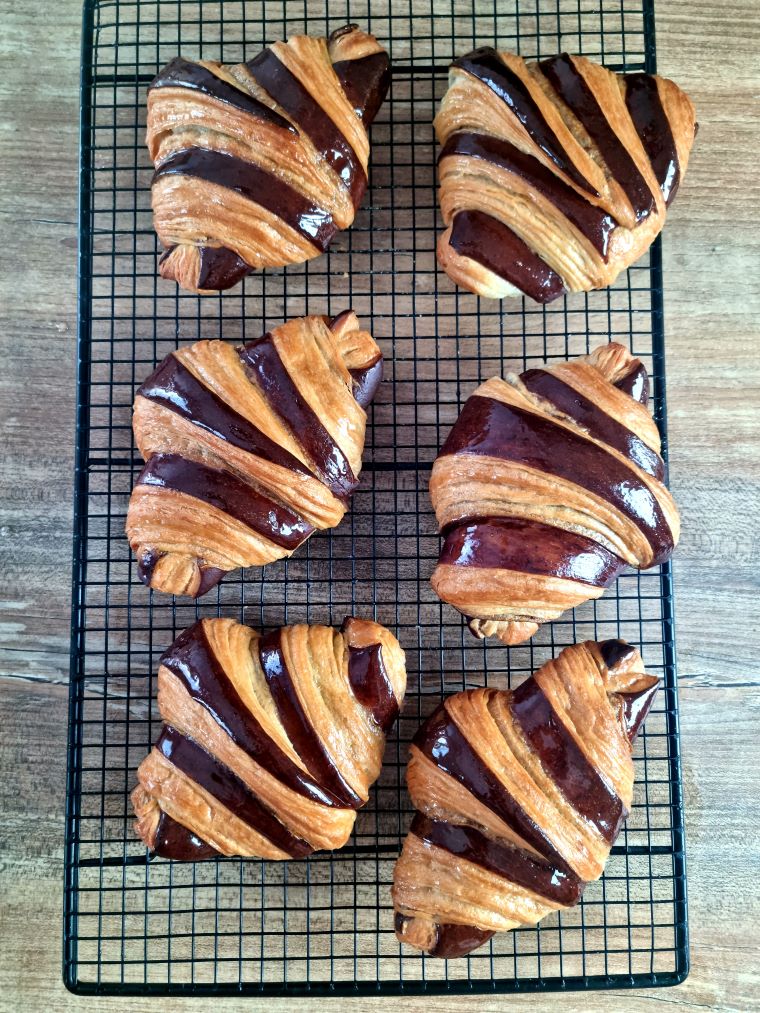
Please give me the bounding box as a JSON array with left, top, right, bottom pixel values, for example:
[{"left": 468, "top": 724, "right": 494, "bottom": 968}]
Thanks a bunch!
[
  {"left": 435, "top": 48, "right": 697, "bottom": 302},
  {"left": 132, "top": 616, "right": 406, "bottom": 859},
  {"left": 430, "top": 342, "right": 680, "bottom": 644},
  {"left": 147, "top": 24, "right": 390, "bottom": 293},
  {"left": 392, "top": 639, "right": 659, "bottom": 957},
  {"left": 126, "top": 310, "right": 382, "bottom": 597}
]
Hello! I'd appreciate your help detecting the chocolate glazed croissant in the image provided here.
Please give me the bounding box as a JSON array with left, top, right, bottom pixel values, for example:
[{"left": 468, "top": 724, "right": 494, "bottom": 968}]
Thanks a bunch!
[
  {"left": 147, "top": 25, "right": 390, "bottom": 293},
  {"left": 126, "top": 311, "right": 382, "bottom": 597},
  {"left": 132, "top": 616, "right": 406, "bottom": 859},
  {"left": 435, "top": 48, "right": 697, "bottom": 302},
  {"left": 430, "top": 342, "right": 680, "bottom": 644},
  {"left": 393, "top": 639, "right": 659, "bottom": 957}
]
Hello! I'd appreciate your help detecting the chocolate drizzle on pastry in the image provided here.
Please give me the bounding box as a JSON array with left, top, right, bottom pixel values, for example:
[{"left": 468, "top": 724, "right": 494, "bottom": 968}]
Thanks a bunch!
[
  {"left": 150, "top": 56, "right": 295, "bottom": 130},
  {"left": 453, "top": 47, "right": 597, "bottom": 196},
  {"left": 393, "top": 640, "right": 658, "bottom": 957},
  {"left": 246, "top": 48, "right": 367, "bottom": 208},
  {"left": 440, "top": 394, "right": 673, "bottom": 564},
  {"left": 127, "top": 312, "right": 382, "bottom": 597},
  {"left": 449, "top": 209, "right": 566, "bottom": 304},
  {"left": 624, "top": 73, "right": 680, "bottom": 205},
  {"left": 132, "top": 616, "right": 406, "bottom": 861},
  {"left": 440, "top": 132, "right": 616, "bottom": 259},
  {"left": 540, "top": 54, "right": 655, "bottom": 223},
  {"left": 436, "top": 48, "right": 697, "bottom": 302},
  {"left": 153, "top": 147, "right": 338, "bottom": 252},
  {"left": 429, "top": 344, "right": 679, "bottom": 644},
  {"left": 347, "top": 643, "right": 399, "bottom": 731},
  {"left": 147, "top": 26, "right": 390, "bottom": 293}
]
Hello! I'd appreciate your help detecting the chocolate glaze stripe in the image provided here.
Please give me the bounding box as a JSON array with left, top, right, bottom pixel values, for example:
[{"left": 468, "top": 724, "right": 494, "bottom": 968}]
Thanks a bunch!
[
  {"left": 411, "top": 814, "right": 583, "bottom": 906},
  {"left": 618, "top": 682, "right": 660, "bottom": 743},
  {"left": 625, "top": 73, "right": 680, "bottom": 205},
  {"left": 160, "top": 622, "right": 346, "bottom": 808},
  {"left": 149, "top": 56, "right": 295, "bottom": 132},
  {"left": 153, "top": 147, "right": 337, "bottom": 252},
  {"left": 430, "top": 922, "right": 495, "bottom": 959},
  {"left": 137, "top": 452, "right": 315, "bottom": 551},
  {"left": 440, "top": 395, "right": 674, "bottom": 565},
  {"left": 152, "top": 810, "right": 218, "bottom": 861},
  {"left": 450, "top": 210, "right": 566, "bottom": 304},
  {"left": 156, "top": 725, "right": 313, "bottom": 857},
  {"left": 239, "top": 334, "right": 358, "bottom": 503},
  {"left": 331, "top": 51, "right": 390, "bottom": 127},
  {"left": 614, "top": 361, "right": 650, "bottom": 405},
  {"left": 540, "top": 55, "right": 655, "bottom": 222},
  {"left": 510, "top": 679, "right": 626, "bottom": 843},
  {"left": 413, "top": 702, "right": 574, "bottom": 873},
  {"left": 453, "top": 47, "right": 597, "bottom": 197},
  {"left": 346, "top": 642, "right": 399, "bottom": 732},
  {"left": 196, "top": 245, "right": 250, "bottom": 290},
  {"left": 520, "top": 368, "right": 664, "bottom": 479},
  {"left": 138, "top": 353, "right": 312, "bottom": 479},
  {"left": 246, "top": 48, "right": 367, "bottom": 208},
  {"left": 439, "top": 516, "right": 625, "bottom": 588},
  {"left": 441, "top": 132, "right": 616, "bottom": 260},
  {"left": 258, "top": 630, "right": 364, "bottom": 809},
  {"left": 599, "top": 638, "right": 636, "bottom": 670},
  {"left": 349, "top": 357, "right": 383, "bottom": 409}
]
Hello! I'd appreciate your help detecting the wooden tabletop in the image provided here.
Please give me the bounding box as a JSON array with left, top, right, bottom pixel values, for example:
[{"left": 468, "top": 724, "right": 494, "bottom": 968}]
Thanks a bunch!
[{"left": 1, "top": 0, "right": 758, "bottom": 1010}]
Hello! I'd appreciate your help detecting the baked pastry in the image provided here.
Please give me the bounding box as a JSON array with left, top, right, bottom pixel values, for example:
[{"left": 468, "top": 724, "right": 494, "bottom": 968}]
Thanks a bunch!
[
  {"left": 393, "top": 639, "right": 659, "bottom": 957},
  {"left": 126, "top": 310, "right": 382, "bottom": 596},
  {"left": 435, "top": 48, "right": 697, "bottom": 302},
  {"left": 147, "top": 24, "right": 390, "bottom": 293},
  {"left": 430, "top": 342, "right": 680, "bottom": 644},
  {"left": 132, "top": 616, "right": 406, "bottom": 859}
]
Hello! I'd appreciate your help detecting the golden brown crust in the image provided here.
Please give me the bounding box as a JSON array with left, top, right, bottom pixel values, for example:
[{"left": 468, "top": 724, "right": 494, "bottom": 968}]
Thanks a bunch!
[
  {"left": 126, "top": 312, "right": 380, "bottom": 597},
  {"left": 435, "top": 49, "right": 697, "bottom": 302},
  {"left": 393, "top": 640, "right": 659, "bottom": 957},
  {"left": 133, "top": 617, "right": 406, "bottom": 860},
  {"left": 429, "top": 343, "right": 680, "bottom": 644},
  {"left": 147, "top": 27, "right": 389, "bottom": 293}
]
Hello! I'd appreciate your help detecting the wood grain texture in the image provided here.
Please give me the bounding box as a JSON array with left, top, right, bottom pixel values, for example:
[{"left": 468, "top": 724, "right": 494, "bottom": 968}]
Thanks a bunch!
[{"left": 0, "top": 0, "right": 758, "bottom": 1010}]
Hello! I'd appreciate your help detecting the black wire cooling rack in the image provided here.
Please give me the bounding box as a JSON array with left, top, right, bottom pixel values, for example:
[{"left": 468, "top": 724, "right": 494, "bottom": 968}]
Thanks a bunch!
[{"left": 65, "top": 0, "right": 689, "bottom": 996}]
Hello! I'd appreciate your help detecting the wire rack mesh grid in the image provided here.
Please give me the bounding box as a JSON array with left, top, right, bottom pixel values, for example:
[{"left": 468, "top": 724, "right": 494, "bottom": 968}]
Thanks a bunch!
[{"left": 65, "top": 0, "right": 688, "bottom": 996}]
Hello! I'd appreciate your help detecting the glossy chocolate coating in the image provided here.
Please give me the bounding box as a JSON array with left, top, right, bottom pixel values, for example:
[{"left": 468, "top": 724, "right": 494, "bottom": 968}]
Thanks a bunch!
[
  {"left": 454, "top": 47, "right": 597, "bottom": 196},
  {"left": 431, "top": 922, "right": 495, "bottom": 959},
  {"left": 152, "top": 146, "right": 337, "bottom": 252},
  {"left": 441, "top": 131, "right": 616, "bottom": 259},
  {"left": 160, "top": 622, "right": 345, "bottom": 808},
  {"left": 152, "top": 810, "right": 218, "bottom": 861},
  {"left": 156, "top": 725, "right": 313, "bottom": 857},
  {"left": 149, "top": 56, "right": 294, "bottom": 132},
  {"left": 332, "top": 51, "right": 390, "bottom": 127},
  {"left": 439, "top": 516, "right": 624, "bottom": 588},
  {"left": 450, "top": 209, "right": 566, "bottom": 304},
  {"left": 411, "top": 814, "right": 582, "bottom": 905},
  {"left": 618, "top": 680, "right": 659, "bottom": 742},
  {"left": 258, "top": 630, "right": 363, "bottom": 808},
  {"left": 246, "top": 48, "right": 367, "bottom": 209},
  {"left": 346, "top": 642, "right": 399, "bottom": 731},
  {"left": 137, "top": 452, "right": 314, "bottom": 550},
  {"left": 413, "top": 701, "right": 572, "bottom": 872},
  {"left": 510, "top": 678, "right": 626, "bottom": 843},
  {"left": 440, "top": 394, "right": 674, "bottom": 565},
  {"left": 520, "top": 367, "right": 664, "bottom": 480},
  {"left": 137, "top": 353, "right": 310, "bottom": 478},
  {"left": 196, "top": 245, "right": 250, "bottom": 291},
  {"left": 615, "top": 361, "right": 650, "bottom": 405},
  {"left": 238, "top": 333, "right": 358, "bottom": 502},
  {"left": 349, "top": 357, "right": 383, "bottom": 409},
  {"left": 540, "top": 55, "right": 655, "bottom": 223},
  {"left": 625, "top": 73, "right": 680, "bottom": 205},
  {"left": 600, "top": 638, "right": 636, "bottom": 670}
]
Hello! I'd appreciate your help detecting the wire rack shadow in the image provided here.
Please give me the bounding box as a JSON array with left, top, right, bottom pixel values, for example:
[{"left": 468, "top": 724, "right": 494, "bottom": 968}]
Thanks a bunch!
[{"left": 65, "top": 0, "right": 689, "bottom": 997}]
